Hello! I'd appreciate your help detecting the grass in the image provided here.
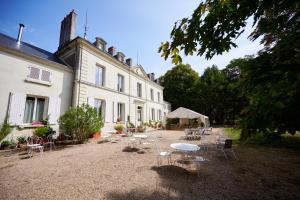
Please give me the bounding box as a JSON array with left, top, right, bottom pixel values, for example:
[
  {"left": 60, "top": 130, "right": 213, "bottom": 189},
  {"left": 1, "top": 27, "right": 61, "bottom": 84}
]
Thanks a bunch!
[{"left": 224, "top": 127, "right": 300, "bottom": 149}]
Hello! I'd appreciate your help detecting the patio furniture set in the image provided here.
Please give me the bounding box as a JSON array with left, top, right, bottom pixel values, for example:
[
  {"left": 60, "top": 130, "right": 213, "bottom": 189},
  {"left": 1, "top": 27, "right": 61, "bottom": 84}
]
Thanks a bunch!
[{"left": 26, "top": 135, "right": 56, "bottom": 157}]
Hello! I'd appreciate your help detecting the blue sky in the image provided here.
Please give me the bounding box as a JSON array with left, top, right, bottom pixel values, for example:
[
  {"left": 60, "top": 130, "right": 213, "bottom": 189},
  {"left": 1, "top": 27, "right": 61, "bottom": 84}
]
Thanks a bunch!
[{"left": 0, "top": 0, "right": 262, "bottom": 76}]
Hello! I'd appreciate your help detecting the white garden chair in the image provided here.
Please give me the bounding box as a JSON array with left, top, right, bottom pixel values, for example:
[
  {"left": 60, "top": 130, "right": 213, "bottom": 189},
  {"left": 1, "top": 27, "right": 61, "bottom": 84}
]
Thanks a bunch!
[
  {"left": 27, "top": 137, "right": 44, "bottom": 157},
  {"left": 154, "top": 139, "right": 172, "bottom": 166}
]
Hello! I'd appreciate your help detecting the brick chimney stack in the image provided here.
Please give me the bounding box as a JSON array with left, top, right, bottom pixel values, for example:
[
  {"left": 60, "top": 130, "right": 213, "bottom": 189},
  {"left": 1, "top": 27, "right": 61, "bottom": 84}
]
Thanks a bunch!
[{"left": 59, "top": 10, "right": 77, "bottom": 48}]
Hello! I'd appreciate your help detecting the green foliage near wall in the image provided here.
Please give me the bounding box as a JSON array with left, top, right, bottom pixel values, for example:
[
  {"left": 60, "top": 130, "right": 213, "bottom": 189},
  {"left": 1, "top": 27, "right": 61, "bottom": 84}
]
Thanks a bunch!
[
  {"left": 59, "top": 104, "right": 104, "bottom": 143},
  {"left": 0, "top": 117, "right": 11, "bottom": 142}
]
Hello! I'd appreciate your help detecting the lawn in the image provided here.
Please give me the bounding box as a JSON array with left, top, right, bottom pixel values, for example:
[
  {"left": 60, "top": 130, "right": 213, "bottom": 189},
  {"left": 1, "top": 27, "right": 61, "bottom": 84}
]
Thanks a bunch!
[{"left": 0, "top": 128, "right": 300, "bottom": 200}]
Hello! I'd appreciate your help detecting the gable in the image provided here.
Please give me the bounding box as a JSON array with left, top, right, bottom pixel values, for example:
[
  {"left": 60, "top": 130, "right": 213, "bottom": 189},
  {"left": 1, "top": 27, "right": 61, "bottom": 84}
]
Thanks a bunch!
[{"left": 132, "top": 66, "right": 149, "bottom": 79}]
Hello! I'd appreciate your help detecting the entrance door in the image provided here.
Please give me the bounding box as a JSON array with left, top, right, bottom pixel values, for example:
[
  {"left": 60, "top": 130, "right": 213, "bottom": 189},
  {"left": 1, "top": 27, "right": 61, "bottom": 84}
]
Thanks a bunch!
[{"left": 137, "top": 106, "right": 143, "bottom": 125}]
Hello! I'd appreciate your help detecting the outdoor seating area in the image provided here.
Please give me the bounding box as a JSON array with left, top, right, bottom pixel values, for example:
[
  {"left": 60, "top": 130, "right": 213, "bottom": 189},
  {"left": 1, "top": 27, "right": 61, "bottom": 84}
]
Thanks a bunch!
[{"left": 1, "top": 128, "right": 300, "bottom": 200}]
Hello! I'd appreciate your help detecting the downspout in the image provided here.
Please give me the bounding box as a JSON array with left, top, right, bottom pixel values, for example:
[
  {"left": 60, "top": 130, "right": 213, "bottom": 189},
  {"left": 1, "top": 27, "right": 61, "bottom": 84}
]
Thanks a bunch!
[
  {"left": 128, "top": 66, "right": 131, "bottom": 126},
  {"left": 77, "top": 43, "right": 83, "bottom": 106}
]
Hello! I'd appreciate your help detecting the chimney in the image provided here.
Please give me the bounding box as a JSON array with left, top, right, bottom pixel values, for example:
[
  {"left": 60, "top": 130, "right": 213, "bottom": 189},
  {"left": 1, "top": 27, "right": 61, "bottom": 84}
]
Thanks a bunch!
[
  {"left": 126, "top": 58, "right": 132, "bottom": 66},
  {"left": 108, "top": 46, "right": 116, "bottom": 56},
  {"left": 94, "top": 37, "right": 107, "bottom": 51},
  {"left": 17, "top": 23, "right": 25, "bottom": 44},
  {"left": 115, "top": 52, "right": 125, "bottom": 63},
  {"left": 59, "top": 10, "right": 77, "bottom": 48}
]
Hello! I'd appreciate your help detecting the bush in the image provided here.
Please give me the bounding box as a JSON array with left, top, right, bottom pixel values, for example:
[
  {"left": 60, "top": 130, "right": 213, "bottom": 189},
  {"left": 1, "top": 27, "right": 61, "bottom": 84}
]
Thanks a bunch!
[
  {"left": 17, "top": 136, "right": 27, "bottom": 144},
  {"left": 0, "top": 117, "right": 11, "bottom": 141},
  {"left": 114, "top": 124, "right": 124, "bottom": 131},
  {"left": 34, "top": 126, "right": 54, "bottom": 138},
  {"left": 1, "top": 140, "right": 15, "bottom": 149},
  {"left": 128, "top": 122, "right": 135, "bottom": 128},
  {"left": 58, "top": 104, "right": 104, "bottom": 143},
  {"left": 166, "top": 118, "right": 179, "bottom": 125}
]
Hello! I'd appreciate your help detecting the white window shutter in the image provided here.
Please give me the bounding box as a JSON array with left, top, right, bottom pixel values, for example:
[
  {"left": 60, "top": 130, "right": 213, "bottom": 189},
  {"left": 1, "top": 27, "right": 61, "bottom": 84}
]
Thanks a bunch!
[
  {"left": 48, "top": 96, "right": 60, "bottom": 124},
  {"left": 8, "top": 92, "right": 26, "bottom": 125},
  {"left": 87, "top": 97, "right": 95, "bottom": 107}
]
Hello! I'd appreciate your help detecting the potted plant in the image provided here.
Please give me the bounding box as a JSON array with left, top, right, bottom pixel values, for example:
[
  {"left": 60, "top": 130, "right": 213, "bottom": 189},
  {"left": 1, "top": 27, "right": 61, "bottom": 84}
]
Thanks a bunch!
[
  {"left": 137, "top": 125, "right": 145, "bottom": 132},
  {"left": 92, "top": 130, "right": 101, "bottom": 139},
  {"left": 17, "top": 136, "right": 27, "bottom": 148},
  {"left": 114, "top": 124, "right": 124, "bottom": 134}
]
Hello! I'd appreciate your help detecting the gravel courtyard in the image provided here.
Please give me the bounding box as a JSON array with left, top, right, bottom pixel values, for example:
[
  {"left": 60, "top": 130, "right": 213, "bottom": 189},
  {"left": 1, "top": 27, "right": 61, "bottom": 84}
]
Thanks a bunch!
[{"left": 1, "top": 128, "right": 300, "bottom": 200}]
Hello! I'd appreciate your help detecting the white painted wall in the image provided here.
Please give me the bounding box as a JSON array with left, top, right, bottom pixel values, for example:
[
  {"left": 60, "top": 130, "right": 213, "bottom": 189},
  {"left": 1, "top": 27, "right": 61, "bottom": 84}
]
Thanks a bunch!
[
  {"left": 0, "top": 51, "right": 73, "bottom": 140},
  {"left": 77, "top": 47, "right": 168, "bottom": 128}
]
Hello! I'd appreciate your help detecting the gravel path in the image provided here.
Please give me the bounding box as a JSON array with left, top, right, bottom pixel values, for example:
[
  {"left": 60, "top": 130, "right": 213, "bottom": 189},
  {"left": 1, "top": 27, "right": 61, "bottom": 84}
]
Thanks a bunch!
[{"left": 1, "top": 128, "right": 299, "bottom": 200}]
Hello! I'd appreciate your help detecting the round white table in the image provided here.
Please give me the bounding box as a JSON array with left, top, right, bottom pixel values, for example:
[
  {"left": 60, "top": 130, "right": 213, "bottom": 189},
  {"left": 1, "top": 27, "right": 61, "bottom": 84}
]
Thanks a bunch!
[
  {"left": 133, "top": 134, "right": 148, "bottom": 144},
  {"left": 170, "top": 143, "right": 200, "bottom": 152},
  {"left": 133, "top": 134, "right": 148, "bottom": 139}
]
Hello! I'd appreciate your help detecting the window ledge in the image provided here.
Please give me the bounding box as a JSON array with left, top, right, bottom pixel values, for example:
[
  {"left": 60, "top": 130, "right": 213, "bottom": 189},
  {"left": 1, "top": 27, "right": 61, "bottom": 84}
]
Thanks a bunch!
[
  {"left": 18, "top": 124, "right": 44, "bottom": 129},
  {"left": 25, "top": 78, "right": 52, "bottom": 86}
]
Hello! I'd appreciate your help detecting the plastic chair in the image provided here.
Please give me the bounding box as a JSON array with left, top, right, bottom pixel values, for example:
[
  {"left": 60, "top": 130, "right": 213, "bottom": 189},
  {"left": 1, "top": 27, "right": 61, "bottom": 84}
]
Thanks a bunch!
[{"left": 216, "top": 139, "right": 237, "bottom": 159}]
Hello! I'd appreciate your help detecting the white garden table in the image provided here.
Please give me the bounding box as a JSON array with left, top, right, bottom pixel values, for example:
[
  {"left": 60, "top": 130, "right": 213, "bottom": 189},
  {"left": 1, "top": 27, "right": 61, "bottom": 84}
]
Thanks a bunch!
[
  {"left": 170, "top": 143, "right": 200, "bottom": 152},
  {"left": 133, "top": 134, "right": 148, "bottom": 144},
  {"left": 27, "top": 144, "right": 43, "bottom": 157}
]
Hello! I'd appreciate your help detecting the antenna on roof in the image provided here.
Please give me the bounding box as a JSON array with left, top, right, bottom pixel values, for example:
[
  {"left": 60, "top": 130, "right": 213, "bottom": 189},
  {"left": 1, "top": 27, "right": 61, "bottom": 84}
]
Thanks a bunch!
[
  {"left": 136, "top": 51, "right": 139, "bottom": 65},
  {"left": 83, "top": 9, "right": 88, "bottom": 39}
]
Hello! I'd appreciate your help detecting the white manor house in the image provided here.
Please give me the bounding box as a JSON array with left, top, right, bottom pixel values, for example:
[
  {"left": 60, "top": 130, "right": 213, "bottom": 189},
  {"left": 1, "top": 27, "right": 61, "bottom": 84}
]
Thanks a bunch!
[{"left": 0, "top": 10, "right": 171, "bottom": 139}]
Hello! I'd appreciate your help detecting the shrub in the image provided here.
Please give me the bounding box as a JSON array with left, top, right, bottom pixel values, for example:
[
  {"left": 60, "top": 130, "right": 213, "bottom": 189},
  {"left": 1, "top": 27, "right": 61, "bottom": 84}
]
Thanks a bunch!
[
  {"left": 114, "top": 124, "right": 124, "bottom": 131},
  {"left": 166, "top": 118, "right": 179, "bottom": 125},
  {"left": 58, "top": 104, "right": 104, "bottom": 143},
  {"left": 128, "top": 122, "right": 135, "bottom": 128},
  {"left": 34, "top": 126, "right": 54, "bottom": 138},
  {"left": 1, "top": 140, "right": 15, "bottom": 149},
  {"left": 0, "top": 117, "right": 11, "bottom": 141},
  {"left": 17, "top": 136, "right": 27, "bottom": 144}
]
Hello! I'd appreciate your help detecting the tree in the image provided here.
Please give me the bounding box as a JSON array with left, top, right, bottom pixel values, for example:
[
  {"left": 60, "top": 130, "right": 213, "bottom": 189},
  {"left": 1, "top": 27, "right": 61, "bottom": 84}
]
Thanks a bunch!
[
  {"left": 198, "top": 65, "right": 226, "bottom": 124},
  {"left": 160, "top": 64, "right": 199, "bottom": 111},
  {"left": 238, "top": 33, "right": 300, "bottom": 138},
  {"left": 159, "top": 0, "right": 300, "bottom": 139},
  {"left": 159, "top": 0, "right": 299, "bottom": 63}
]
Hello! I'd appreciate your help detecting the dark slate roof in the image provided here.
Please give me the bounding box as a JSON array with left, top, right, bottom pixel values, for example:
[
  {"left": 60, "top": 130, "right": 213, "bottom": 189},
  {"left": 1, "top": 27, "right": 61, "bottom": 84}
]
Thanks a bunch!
[{"left": 0, "top": 32, "right": 65, "bottom": 65}]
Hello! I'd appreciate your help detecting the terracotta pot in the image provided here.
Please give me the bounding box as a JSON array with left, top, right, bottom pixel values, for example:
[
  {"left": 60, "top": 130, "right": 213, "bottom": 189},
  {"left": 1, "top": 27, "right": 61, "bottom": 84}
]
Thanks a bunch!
[
  {"left": 93, "top": 132, "right": 101, "bottom": 139},
  {"left": 117, "top": 130, "right": 123, "bottom": 134}
]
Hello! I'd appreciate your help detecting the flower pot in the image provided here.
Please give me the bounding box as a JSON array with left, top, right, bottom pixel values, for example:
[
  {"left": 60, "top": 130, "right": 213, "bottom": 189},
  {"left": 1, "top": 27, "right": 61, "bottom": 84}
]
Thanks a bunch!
[
  {"left": 117, "top": 130, "right": 123, "bottom": 134},
  {"left": 93, "top": 132, "right": 101, "bottom": 139}
]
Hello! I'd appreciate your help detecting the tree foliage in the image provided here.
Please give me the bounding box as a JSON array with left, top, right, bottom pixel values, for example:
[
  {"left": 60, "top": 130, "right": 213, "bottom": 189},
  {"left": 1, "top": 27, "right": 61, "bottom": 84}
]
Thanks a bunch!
[
  {"left": 159, "top": 0, "right": 300, "bottom": 63},
  {"left": 160, "top": 64, "right": 199, "bottom": 110}
]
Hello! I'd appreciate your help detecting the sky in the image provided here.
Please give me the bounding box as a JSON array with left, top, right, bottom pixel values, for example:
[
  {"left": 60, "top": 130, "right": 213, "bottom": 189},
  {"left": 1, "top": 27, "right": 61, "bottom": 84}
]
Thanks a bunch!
[{"left": 0, "top": 0, "right": 263, "bottom": 76}]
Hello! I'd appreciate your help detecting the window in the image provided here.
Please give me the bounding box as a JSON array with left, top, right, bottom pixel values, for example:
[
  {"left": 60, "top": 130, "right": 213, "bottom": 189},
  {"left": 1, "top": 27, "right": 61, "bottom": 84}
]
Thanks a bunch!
[
  {"left": 151, "top": 108, "right": 155, "bottom": 121},
  {"left": 157, "top": 92, "right": 160, "bottom": 102},
  {"left": 137, "top": 83, "right": 142, "bottom": 97},
  {"left": 157, "top": 109, "right": 162, "bottom": 121},
  {"left": 23, "top": 96, "right": 46, "bottom": 123},
  {"left": 95, "top": 65, "right": 104, "bottom": 86},
  {"left": 117, "top": 74, "right": 124, "bottom": 92},
  {"left": 27, "top": 66, "right": 51, "bottom": 83},
  {"left": 117, "top": 103, "right": 125, "bottom": 122},
  {"left": 150, "top": 89, "right": 154, "bottom": 100},
  {"left": 94, "top": 99, "right": 106, "bottom": 120}
]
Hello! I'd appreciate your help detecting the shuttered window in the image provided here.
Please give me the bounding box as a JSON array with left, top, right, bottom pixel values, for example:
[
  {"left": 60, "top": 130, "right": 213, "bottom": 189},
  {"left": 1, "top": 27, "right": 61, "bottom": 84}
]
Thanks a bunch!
[
  {"left": 28, "top": 67, "right": 40, "bottom": 79},
  {"left": 41, "top": 70, "right": 51, "bottom": 82},
  {"left": 27, "top": 66, "right": 51, "bottom": 83}
]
